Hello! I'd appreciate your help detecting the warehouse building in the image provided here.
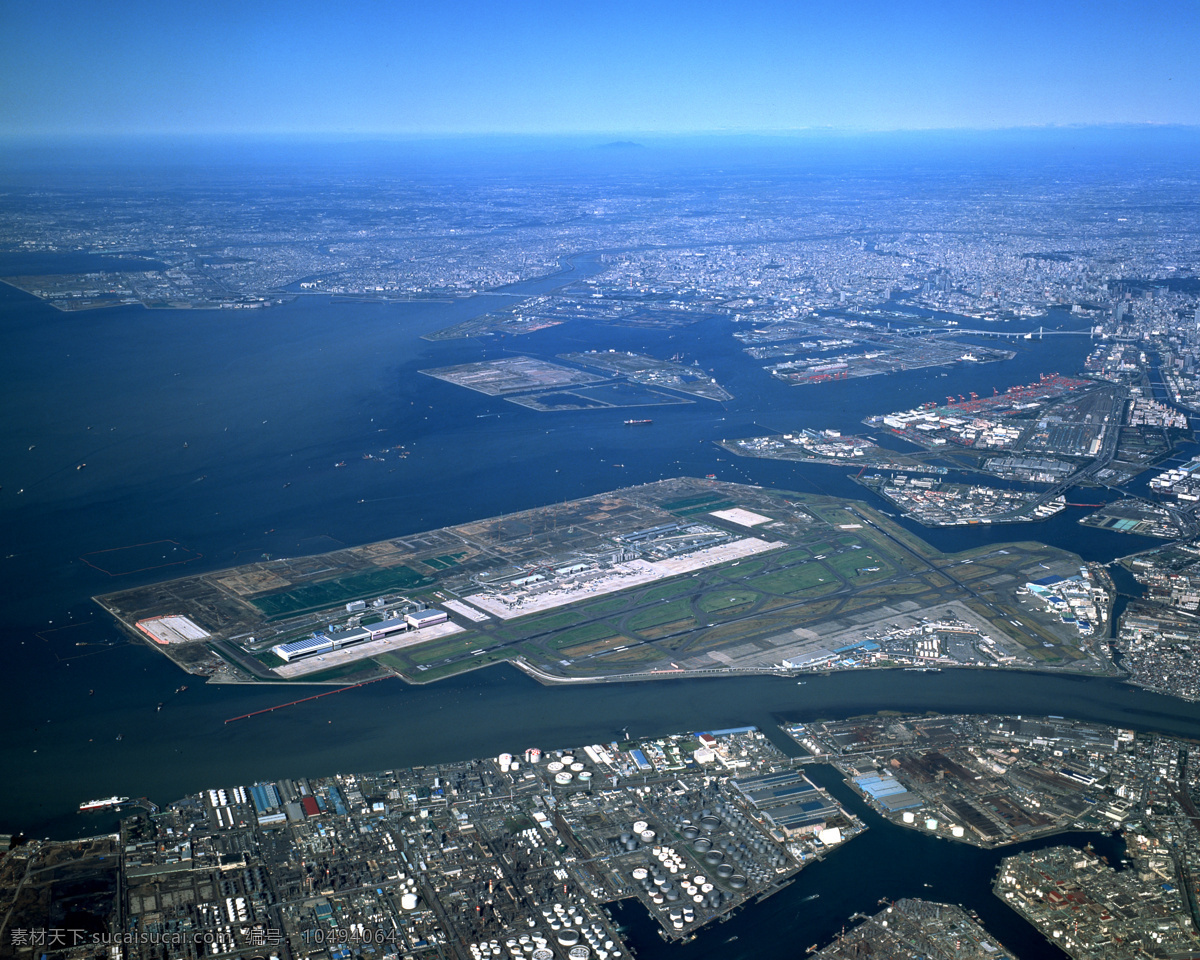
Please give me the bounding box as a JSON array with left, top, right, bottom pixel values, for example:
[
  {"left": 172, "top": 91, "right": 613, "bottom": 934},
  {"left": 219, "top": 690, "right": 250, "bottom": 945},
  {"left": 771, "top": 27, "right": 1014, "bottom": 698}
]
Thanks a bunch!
[
  {"left": 406, "top": 608, "right": 448, "bottom": 629},
  {"left": 732, "top": 770, "right": 842, "bottom": 836}
]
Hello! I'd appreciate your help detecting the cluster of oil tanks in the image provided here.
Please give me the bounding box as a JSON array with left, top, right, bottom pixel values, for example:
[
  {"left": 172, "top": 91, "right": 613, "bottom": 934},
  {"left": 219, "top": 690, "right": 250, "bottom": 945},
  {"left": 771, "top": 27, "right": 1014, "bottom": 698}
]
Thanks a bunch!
[
  {"left": 478, "top": 930, "right": 557, "bottom": 959},
  {"left": 629, "top": 850, "right": 733, "bottom": 915},
  {"left": 478, "top": 928, "right": 568, "bottom": 960},
  {"left": 545, "top": 755, "right": 594, "bottom": 787},
  {"left": 540, "top": 902, "right": 621, "bottom": 959},
  {"left": 616, "top": 819, "right": 655, "bottom": 852},
  {"left": 678, "top": 801, "right": 789, "bottom": 890},
  {"left": 469, "top": 937, "right": 505, "bottom": 959},
  {"left": 392, "top": 873, "right": 420, "bottom": 910}
]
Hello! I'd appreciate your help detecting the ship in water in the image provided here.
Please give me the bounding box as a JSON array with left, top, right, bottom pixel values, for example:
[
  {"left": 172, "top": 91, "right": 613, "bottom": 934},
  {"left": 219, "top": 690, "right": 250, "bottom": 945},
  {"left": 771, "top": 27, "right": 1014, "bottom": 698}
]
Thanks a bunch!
[
  {"left": 79, "top": 796, "right": 130, "bottom": 812},
  {"left": 623, "top": 419, "right": 653, "bottom": 425}
]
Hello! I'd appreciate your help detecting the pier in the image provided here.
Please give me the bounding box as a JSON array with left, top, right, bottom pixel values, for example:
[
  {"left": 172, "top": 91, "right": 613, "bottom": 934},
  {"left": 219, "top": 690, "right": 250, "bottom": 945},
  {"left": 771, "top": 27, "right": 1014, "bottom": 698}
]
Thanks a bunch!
[{"left": 223, "top": 675, "right": 394, "bottom": 724}]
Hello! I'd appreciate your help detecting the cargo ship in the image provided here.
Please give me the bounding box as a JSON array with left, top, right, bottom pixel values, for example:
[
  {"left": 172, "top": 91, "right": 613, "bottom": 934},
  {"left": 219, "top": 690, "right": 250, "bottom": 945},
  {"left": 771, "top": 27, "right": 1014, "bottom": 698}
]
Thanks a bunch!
[
  {"left": 624, "top": 419, "right": 653, "bottom": 425},
  {"left": 79, "top": 796, "right": 130, "bottom": 812}
]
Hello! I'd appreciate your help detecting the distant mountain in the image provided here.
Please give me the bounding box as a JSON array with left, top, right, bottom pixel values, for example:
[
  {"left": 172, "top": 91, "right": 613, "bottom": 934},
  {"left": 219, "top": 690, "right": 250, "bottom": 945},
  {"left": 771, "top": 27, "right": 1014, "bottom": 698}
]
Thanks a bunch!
[{"left": 596, "top": 140, "right": 644, "bottom": 150}]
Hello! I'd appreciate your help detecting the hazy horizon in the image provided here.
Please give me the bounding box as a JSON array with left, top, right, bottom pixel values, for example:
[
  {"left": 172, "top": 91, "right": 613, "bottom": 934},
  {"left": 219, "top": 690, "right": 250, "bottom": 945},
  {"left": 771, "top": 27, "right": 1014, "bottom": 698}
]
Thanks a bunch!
[{"left": 4, "top": 1, "right": 1198, "bottom": 138}]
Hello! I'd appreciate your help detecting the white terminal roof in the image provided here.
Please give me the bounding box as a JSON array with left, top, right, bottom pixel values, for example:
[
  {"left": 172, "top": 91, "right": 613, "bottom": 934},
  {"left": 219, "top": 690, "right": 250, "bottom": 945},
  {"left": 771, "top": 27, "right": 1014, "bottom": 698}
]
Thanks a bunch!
[
  {"left": 136, "top": 615, "right": 210, "bottom": 644},
  {"left": 710, "top": 508, "right": 773, "bottom": 527}
]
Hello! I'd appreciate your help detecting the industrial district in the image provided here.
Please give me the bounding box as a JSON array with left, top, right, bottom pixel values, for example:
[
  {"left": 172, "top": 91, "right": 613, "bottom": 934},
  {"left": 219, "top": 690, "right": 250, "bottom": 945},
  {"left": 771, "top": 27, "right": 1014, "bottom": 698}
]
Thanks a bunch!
[
  {"left": 723, "top": 372, "right": 1184, "bottom": 529},
  {"left": 3, "top": 713, "right": 1199, "bottom": 960}
]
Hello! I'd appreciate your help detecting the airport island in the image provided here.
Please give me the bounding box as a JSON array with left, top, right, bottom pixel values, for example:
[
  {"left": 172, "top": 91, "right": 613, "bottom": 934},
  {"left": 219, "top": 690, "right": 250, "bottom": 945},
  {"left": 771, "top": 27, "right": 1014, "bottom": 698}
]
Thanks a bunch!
[{"left": 93, "top": 478, "right": 1121, "bottom": 691}]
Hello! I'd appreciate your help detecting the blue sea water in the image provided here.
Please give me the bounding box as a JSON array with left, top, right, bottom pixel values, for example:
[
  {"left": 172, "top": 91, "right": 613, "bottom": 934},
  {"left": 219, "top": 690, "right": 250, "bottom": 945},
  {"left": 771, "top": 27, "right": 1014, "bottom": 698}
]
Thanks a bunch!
[{"left": 1, "top": 257, "right": 1196, "bottom": 958}]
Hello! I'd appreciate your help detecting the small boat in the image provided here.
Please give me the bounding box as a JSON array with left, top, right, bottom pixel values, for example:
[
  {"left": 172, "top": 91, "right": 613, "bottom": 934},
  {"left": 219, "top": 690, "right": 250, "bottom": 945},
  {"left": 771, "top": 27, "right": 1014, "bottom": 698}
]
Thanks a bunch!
[{"left": 624, "top": 419, "right": 653, "bottom": 425}]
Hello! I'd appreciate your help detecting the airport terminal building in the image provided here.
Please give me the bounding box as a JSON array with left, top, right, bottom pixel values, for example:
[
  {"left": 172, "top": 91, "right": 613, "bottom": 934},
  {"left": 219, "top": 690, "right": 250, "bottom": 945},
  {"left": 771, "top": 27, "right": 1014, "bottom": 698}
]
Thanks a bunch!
[{"left": 271, "top": 608, "right": 448, "bottom": 662}]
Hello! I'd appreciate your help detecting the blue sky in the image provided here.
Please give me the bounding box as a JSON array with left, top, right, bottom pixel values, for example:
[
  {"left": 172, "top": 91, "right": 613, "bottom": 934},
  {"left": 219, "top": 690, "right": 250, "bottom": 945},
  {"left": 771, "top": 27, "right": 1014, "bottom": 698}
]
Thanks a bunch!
[{"left": 2, "top": 0, "right": 1198, "bottom": 137}]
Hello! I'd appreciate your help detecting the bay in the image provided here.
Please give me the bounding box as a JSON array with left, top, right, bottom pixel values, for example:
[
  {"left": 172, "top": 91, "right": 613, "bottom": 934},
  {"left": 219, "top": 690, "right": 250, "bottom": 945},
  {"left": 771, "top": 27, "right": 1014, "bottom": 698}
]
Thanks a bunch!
[{"left": 2, "top": 264, "right": 1191, "bottom": 835}]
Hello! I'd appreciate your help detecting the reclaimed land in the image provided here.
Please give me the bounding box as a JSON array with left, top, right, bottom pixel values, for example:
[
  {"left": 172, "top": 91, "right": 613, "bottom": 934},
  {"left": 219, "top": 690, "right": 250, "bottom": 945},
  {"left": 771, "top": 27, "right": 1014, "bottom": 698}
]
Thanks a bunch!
[{"left": 93, "top": 478, "right": 1119, "bottom": 686}]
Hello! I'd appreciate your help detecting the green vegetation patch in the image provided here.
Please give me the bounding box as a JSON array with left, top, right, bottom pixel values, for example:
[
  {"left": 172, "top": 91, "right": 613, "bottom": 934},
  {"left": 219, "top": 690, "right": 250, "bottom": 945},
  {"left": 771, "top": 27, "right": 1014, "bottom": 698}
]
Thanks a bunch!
[
  {"left": 403, "top": 634, "right": 486, "bottom": 664},
  {"left": 252, "top": 565, "right": 432, "bottom": 617},
  {"left": 521, "top": 609, "right": 588, "bottom": 633},
  {"left": 577, "top": 594, "right": 639, "bottom": 617},
  {"left": 759, "top": 547, "right": 816, "bottom": 567},
  {"left": 722, "top": 557, "right": 768, "bottom": 577},
  {"left": 639, "top": 580, "right": 699, "bottom": 604},
  {"left": 409, "top": 651, "right": 510, "bottom": 682},
  {"left": 747, "top": 563, "right": 837, "bottom": 596},
  {"left": 546, "top": 622, "right": 619, "bottom": 651},
  {"left": 697, "top": 589, "right": 761, "bottom": 614},
  {"left": 826, "top": 550, "right": 894, "bottom": 581},
  {"left": 424, "top": 552, "right": 467, "bottom": 570},
  {"left": 626, "top": 599, "right": 695, "bottom": 631}
]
